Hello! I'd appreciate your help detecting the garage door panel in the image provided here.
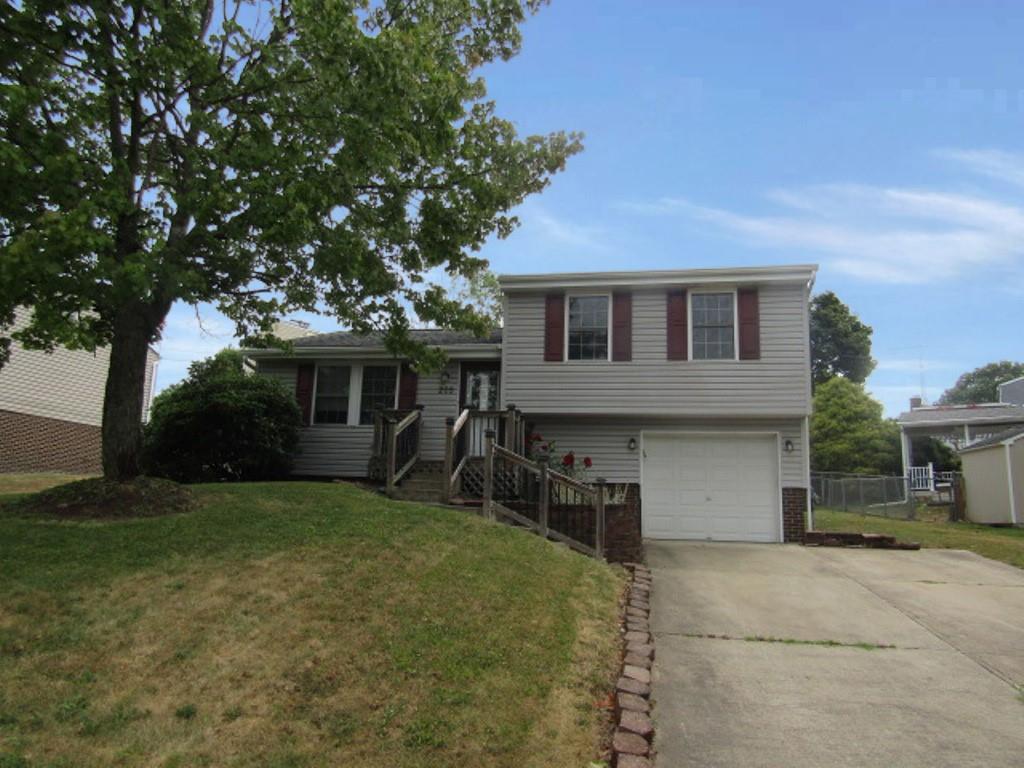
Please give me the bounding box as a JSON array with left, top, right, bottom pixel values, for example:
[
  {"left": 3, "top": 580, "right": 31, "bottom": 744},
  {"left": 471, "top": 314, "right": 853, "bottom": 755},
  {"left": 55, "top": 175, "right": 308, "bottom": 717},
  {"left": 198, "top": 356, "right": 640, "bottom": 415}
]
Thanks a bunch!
[{"left": 643, "top": 433, "right": 780, "bottom": 542}]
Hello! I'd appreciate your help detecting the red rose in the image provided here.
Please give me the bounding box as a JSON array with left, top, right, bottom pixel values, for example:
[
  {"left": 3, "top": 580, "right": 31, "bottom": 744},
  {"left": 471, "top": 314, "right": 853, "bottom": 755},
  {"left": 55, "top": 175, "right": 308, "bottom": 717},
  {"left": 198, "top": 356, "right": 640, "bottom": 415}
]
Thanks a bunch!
[
  {"left": 583, "top": 456, "right": 593, "bottom": 468},
  {"left": 562, "top": 452, "right": 575, "bottom": 467}
]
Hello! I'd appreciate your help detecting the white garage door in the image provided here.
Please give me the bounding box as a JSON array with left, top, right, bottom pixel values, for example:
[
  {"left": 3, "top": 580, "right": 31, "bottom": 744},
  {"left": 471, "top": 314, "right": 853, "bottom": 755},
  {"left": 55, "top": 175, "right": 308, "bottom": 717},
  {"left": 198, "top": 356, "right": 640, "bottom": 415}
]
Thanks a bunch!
[{"left": 642, "top": 433, "right": 780, "bottom": 542}]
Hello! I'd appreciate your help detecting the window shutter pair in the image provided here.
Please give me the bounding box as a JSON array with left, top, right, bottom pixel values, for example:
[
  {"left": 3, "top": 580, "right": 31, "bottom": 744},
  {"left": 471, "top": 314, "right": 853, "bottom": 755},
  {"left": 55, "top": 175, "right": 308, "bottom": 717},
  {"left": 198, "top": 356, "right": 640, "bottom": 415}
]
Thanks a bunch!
[
  {"left": 666, "top": 288, "right": 760, "bottom": 360},
  {"left": 544, "top": 292, "right": 632, "bottom": 361}
]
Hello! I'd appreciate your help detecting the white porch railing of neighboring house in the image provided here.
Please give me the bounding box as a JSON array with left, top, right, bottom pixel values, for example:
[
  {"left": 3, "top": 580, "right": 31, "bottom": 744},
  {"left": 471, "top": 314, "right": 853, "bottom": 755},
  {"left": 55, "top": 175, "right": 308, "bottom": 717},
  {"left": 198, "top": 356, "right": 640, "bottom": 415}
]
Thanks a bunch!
[{"left": 909, "top": 463, "right": 934, "bottom": 492}]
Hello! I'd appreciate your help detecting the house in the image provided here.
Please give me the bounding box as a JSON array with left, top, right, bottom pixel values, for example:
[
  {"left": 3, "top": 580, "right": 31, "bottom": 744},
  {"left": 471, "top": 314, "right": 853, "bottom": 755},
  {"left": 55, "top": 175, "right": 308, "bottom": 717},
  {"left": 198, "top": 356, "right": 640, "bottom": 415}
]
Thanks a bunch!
[
  {"left": 0, "top": 307, "right": 160, "bottom": 474},
  {"left": 245, "top": 264, "right": 817, "bottom": 550},
  {"left": 958, "top": 425, "right": 1024, "bottom": 525},
  {"left": 896, "top": 383, "right": 1024, "bottom": 482}
]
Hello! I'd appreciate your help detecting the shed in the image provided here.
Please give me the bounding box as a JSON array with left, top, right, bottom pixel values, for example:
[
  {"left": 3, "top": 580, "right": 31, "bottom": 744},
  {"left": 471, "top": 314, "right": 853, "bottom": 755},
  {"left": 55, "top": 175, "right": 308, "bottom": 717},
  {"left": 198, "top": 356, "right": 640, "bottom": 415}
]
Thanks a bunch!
[{"left": 958, "top": 426, "right": 1024, "bottom": 525}]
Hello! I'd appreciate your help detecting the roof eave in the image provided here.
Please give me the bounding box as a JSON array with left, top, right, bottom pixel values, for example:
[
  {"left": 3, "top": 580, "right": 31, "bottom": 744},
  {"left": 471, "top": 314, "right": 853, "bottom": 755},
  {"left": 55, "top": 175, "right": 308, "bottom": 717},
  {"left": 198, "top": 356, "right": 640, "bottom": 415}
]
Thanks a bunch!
[
  {"left": 242, "top": 343, "right": 502, "bottom": 360},
  {"left": 498, "top": 264, "right": 819, "bottom": 291}
]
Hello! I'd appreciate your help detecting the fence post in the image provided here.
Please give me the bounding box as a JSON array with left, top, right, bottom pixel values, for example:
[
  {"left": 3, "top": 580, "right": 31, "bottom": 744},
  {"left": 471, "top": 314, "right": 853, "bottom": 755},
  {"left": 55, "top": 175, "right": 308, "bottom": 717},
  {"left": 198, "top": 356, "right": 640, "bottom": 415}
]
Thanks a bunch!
[
  {"left": 385, "top": 416, "right": 397, "bottom": 496},
  {"left": 858, "top": 477, "right": 865, "bottom": 512},
  {"left": 538, "top": 455, "right": 550, "bottom": 538},
  {"left": 443, "top": 416, "right": 455, "bottom": 504},
  {"left": 882, "top": 474, "right": 889, "bottom": 508},
  {"left": 840, "top": 478, "right": 847, "bottom": 511},
  {"left": 483, "top": 429, "right": 495, "bottom": 521},
  {"left": 504, "top": 404, "right": 517, "bottom": 452},
  {"left": 594, "top": 477, "right": 606, "bottom": 559},
  {"left": 927, "top": 462, "right": 935, "bottom": 492}
]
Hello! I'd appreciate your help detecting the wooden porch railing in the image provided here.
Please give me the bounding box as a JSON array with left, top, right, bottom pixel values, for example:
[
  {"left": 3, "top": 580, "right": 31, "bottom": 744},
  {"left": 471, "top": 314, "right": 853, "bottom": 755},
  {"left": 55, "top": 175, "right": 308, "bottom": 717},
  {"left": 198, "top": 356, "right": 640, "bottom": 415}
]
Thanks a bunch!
[
  {"left": 371, "top": 406, "right": 424, "bottom": 495},
  {"left": 443, "top": 405, "right": 524, "bottom": 503},
  {"left": 481, "top": 430, "right": 605, "bottom": 559}
]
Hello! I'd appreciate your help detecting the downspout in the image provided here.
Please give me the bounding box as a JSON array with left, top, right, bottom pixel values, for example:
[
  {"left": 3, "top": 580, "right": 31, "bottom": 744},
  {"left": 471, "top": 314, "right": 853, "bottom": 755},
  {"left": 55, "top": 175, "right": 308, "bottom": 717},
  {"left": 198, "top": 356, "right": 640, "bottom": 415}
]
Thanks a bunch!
[{"left": 1006, "top": 443, "right": 1018, "bottom": 525}]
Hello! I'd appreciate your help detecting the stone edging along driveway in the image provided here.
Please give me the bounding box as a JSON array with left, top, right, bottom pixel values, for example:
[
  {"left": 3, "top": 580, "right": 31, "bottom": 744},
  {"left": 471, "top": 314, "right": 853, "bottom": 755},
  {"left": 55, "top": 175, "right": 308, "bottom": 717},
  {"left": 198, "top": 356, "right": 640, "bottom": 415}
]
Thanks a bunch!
[{"left": 609, "top": 562, "right": 655, "bottom": 768}]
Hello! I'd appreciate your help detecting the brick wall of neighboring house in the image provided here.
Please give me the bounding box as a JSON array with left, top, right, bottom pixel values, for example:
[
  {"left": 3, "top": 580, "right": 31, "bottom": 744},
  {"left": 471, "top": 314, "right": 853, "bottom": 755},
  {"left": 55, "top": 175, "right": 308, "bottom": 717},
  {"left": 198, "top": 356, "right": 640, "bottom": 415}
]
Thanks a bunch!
[
  {"left": 0, "top": 409, "right": 102, "bottom": 474},
  {"left": 782, "top": 487, "right": 808, "bottom": 543}
]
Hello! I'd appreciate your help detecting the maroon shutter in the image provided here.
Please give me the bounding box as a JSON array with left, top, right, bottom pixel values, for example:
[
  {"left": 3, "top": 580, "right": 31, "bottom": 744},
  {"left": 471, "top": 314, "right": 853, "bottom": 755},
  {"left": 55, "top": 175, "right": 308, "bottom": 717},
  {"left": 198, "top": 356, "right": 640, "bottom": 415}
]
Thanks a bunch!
[
  {"left": 398, "top": 364, "right": 418, "bottom": 409},
  {"left": 738, "top": 288, "right": 760, "bottom": 360},
  {"left": 295, "top": 363, "right": 315, "bottom": 425},
  {"left": 543, "top": 293, "right": 565, "bottom": 361},
  {"left": 612, "top": 292, "right": 632, "bottom": 361},
  {"left": 666, "top": 289, "right": 688, "bottom": 360}
]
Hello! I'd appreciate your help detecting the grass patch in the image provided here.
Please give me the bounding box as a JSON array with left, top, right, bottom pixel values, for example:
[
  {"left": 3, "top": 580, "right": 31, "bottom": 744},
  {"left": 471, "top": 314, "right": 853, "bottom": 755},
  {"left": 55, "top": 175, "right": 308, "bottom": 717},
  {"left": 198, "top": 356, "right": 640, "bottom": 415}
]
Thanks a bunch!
[
  {"left": 0, "top": 481, "right": 623, "bottom": 767},
  {"left": 5, "top": 476, "right": 196, "bottom": 519},
  {"left": 0, "top": 473, "right": 93, "bottom": 505},
  {"left": 814, "top": 507, "right": 1024, "bottom": 570}
]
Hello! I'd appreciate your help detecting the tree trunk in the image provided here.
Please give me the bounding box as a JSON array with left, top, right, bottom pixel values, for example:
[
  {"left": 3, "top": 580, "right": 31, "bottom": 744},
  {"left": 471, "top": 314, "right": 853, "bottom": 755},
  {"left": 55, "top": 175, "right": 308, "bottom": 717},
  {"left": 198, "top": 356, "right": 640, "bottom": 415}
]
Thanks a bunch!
[{"left": 101, "top": 307, "right": 159, "bottom": 480}]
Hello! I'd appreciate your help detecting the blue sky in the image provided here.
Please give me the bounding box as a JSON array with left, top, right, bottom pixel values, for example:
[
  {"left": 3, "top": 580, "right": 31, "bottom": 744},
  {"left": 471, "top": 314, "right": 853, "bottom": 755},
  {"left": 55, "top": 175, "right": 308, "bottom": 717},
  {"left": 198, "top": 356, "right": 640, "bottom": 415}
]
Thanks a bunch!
[{"left": 157, "top": 0, "right": 1024, "bottom": 416}]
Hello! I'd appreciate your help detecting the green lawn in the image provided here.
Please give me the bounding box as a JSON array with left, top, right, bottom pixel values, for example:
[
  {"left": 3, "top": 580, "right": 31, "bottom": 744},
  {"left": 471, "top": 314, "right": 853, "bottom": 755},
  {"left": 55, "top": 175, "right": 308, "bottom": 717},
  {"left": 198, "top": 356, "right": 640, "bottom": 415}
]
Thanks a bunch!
[
  {"left": 0, "top": 473, "right": 94, "bottom": 504},
  {"left": 0, "top": 481, "right": 623, "bottom": 768},
  {"left": 814, "top": 507, "right": 1024, "bottom": 570}
]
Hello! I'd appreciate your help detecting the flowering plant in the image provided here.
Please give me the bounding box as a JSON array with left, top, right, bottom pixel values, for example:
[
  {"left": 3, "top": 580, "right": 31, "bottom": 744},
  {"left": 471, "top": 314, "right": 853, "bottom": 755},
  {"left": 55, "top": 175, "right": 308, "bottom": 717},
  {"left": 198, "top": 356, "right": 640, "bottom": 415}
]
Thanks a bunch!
[{"left": 528, "top": 434, "right": 593, "bottom": 481}]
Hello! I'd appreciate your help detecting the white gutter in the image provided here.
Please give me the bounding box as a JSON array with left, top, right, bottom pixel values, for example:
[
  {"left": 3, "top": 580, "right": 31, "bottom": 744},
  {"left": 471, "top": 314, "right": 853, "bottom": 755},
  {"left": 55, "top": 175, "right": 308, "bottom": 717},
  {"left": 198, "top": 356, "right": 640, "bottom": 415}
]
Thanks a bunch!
[{"left": 498, "top": 264, "right": 819, "bottom": 291}]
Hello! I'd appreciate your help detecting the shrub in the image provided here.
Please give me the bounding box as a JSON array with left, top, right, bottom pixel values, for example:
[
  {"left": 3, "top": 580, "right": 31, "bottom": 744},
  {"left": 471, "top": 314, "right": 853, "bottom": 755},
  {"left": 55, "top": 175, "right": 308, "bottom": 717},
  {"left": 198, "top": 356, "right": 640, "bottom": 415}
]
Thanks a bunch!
[{"left": 144, "top": 350, "right": 301, "bottom": 483}]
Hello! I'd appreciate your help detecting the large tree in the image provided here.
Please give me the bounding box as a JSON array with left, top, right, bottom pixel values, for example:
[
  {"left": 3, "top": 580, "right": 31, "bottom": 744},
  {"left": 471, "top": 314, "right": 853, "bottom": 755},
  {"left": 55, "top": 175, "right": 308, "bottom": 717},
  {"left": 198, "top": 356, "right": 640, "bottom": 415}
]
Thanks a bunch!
[
  {"left": 0, "top": 0, "right": 580, "bottom": 479},
  {"left": 938, "top": 361, "right": 1024, "bottom": 405},
  {"left": 810, "top": 291, "right": 876, "bottom": 386},
  {"left": 811, "top": 377, "right": 901, "bottom": 475}
]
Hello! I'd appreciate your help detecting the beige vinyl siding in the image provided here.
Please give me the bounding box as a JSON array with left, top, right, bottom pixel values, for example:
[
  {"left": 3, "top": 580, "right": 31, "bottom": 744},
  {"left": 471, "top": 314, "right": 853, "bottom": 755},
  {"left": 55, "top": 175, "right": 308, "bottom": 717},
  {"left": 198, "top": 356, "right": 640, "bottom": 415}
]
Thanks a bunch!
[
  {"left": 503, "top": 282, "right": 812, "bottom": 417},
  {"left": 529, "top": 417, "right": 807, "bottom": 487},
  {"left": 0, "top": 306, "right": 158, "bottom": 427},
  {"left": 1013, "top": 440, "right": 1024, "bottom": 524},
  {"left": 962, "top": 446, "right": 1014, "bottom": 524},
  {"left": 254, "top": 357, "right": 461, "bottom": 475}
]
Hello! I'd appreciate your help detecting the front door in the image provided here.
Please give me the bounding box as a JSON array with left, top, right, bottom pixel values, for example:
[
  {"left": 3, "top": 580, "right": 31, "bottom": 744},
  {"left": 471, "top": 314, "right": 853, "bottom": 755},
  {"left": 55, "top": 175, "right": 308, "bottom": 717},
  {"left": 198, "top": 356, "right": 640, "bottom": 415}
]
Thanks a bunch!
[{"left": 460, "top": 363, "right": 501, "bottom": 455}]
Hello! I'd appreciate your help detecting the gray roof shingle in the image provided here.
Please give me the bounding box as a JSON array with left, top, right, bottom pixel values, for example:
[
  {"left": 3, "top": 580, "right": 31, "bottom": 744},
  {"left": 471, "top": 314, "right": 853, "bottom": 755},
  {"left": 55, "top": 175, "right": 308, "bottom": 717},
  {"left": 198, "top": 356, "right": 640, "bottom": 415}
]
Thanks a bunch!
[
  {"left": 291, "top": 328, "right": 502, "bottom": 348},
  {"left": 897, "top": 404, "right": 1024, "bottom": 426},
  {"left": 959, "top": 424, "right": 1024, "bottom": 453}
]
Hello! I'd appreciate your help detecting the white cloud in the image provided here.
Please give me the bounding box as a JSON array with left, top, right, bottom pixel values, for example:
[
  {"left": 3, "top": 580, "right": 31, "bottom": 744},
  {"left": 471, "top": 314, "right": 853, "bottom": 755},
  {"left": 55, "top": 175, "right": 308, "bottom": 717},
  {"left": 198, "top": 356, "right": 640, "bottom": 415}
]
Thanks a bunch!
[
  {"left": 527, "top": 209, "right": 609, "bottom": 251},
  {"left": 934, "top": 148, "right": 1024, "bottom": 189},
  {"left": 618, "top": 158, "right": 1024, "bottom": 284}
]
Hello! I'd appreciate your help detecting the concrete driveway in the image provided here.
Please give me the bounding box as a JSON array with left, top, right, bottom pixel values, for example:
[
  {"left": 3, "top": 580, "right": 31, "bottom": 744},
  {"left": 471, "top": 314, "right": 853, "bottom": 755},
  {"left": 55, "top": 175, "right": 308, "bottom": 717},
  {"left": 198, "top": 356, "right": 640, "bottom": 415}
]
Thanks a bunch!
[{"left": 649, "top": 542, "right": 1024, "bottom": 768}]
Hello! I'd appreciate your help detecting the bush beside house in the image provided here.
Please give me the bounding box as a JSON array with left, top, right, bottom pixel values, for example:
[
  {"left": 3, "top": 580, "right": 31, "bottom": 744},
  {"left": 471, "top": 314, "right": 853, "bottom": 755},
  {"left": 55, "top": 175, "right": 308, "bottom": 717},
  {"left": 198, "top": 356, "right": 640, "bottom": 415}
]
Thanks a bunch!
[{"left": 144, "top": 350, "right": 301, "bottom": 483}]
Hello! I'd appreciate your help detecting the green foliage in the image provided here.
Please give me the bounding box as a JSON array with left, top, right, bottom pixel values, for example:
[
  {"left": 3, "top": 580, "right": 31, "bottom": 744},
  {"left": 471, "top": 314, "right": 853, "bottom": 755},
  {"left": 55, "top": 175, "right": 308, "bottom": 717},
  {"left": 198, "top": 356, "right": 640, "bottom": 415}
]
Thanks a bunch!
[
  {"left": 911, "top": 437, "right": 961, "bottom": 472},
  {"left": 810, "top": 292, "right": 876, "bottom": 385},
  {"left": 811, "top": 378, "right": 901, "bottom": 475},
  {"left": 454, "top": 269, "right": 503, "bottom": 328},
  {"left": 144, "top": 351, "right": 300, "bottom": 483},
  {"left": 0, "top": 0, "right": 580, "bottom": 475},
  {"left": 938, "top": 361, "right": 1024, "bottom": 405}
]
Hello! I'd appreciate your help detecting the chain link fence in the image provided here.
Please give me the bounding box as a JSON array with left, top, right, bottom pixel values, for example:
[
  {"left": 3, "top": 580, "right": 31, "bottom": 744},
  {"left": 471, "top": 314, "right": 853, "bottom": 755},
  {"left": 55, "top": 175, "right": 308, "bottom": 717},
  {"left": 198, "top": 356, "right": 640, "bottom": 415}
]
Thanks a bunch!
[{"left": 811, "top": 472, "right": 917, "bottom": 519}]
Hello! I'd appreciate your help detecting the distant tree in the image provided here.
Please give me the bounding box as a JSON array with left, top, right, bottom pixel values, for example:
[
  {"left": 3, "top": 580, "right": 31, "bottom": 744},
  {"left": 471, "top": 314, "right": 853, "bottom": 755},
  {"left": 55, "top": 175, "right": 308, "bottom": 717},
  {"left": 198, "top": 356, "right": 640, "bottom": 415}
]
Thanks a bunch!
[
  {"left": 144, "top": 349, "right": 300, "bottom": 483},
  {"left": 0, "top": 0, "right": 581, "bottom": 480},
  {"left": 811, "top": 378, "right": 901, "bottom": 475},
  {"left": 455, "top": 269, "right": 503, "bottom": 328},
  {"left": 810, "top": 292, "right": 876, "bottom": 386},
  {"left": 938, "top": 361, "right": 1024, "bottom": 405}
]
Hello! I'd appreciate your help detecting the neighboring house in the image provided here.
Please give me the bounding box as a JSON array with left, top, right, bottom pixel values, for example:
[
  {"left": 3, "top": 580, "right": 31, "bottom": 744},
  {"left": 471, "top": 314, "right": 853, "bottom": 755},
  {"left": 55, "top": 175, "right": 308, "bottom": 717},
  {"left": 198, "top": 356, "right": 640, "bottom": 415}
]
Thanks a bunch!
[
  {"left": 0, "top": 307, "right": 160, "bottom": 474},
  {"left": 896, "top": 383, "right": 1024, "bottom": 479},
  {"left": 246, "top": 264, "right": 817, "bottom": 547},
  {"left": 958, "top": 426, "right": 1024, "bottom": 525}
]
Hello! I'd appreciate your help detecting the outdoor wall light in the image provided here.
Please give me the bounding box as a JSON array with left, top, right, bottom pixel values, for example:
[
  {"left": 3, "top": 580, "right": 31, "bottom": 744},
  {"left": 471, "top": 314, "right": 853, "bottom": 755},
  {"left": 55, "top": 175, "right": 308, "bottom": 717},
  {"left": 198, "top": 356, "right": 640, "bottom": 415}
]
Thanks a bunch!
[
  {"left": 784, "top": 439, "right": 795, "bottom": 454},
  {"left": 628, "top": 437, "right": 638, "bottom": 451}
]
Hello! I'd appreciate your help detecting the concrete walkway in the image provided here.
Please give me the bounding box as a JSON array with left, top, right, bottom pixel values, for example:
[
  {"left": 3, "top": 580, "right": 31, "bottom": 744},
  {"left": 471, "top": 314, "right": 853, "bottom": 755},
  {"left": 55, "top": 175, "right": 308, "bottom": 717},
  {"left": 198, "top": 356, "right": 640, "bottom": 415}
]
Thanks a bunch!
[{"left": 648, "top": 542, "right": 1024, "bottom": 768}]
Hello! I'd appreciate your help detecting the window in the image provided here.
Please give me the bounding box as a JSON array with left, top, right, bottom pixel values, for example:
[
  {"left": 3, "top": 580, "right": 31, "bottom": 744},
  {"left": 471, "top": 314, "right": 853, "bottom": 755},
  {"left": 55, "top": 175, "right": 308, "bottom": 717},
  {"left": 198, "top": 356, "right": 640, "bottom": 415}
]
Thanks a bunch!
[
  {"left": 314, "top": 365, "right": 351, "bottom": 424},
  {"left": 567, "top": 295, "right": 609, "bottom": 360},
  {"left": 691, "top": 292, "right": 736, "bottom": 360},
  {"left": 359, "top": 365, "right": 398, "bottom": 424}
]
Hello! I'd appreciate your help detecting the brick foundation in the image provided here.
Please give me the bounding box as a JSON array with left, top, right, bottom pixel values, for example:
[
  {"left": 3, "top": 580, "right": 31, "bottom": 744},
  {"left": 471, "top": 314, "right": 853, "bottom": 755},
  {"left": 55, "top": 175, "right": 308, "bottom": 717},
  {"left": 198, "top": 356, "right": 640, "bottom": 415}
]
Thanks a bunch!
[
  {"left": 782, "top": 487, "right": 808, "bottom": 543},
  {"left": 604, "top": 484, "right": 643, "bottom": 563},
  {"left": 0, "top": 409, "right": 102, "bottom": 474}
]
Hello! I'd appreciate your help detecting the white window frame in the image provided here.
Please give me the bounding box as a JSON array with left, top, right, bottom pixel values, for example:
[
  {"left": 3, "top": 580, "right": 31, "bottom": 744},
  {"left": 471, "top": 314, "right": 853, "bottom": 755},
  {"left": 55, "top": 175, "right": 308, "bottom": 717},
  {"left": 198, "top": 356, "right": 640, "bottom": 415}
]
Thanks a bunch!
[
  {"left": 311, "top": 362, "right": 400, "bottom": 426},
  {"left": 688, "top": 288, "right": 739, "bottom": 362},
  {"left": 564, "top": 292, "right": 613, "bottom": 363}
]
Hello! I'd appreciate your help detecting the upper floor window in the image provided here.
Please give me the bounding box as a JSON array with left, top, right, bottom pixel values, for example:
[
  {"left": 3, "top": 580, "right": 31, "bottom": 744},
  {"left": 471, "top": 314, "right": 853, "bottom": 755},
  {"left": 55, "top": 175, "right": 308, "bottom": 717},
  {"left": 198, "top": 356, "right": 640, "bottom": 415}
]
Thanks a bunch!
[
  {"left": 314, "top": 365, "right": 351, "bottom": 424},
  {"left": 692, "top": 292, "right": 736, "bottom": 360},
  {"left": 567, "top": 295, "right": 609, "bottom": 361},
  {"left": 359, "top": 365, "right": 398, "bottom": 424}
]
